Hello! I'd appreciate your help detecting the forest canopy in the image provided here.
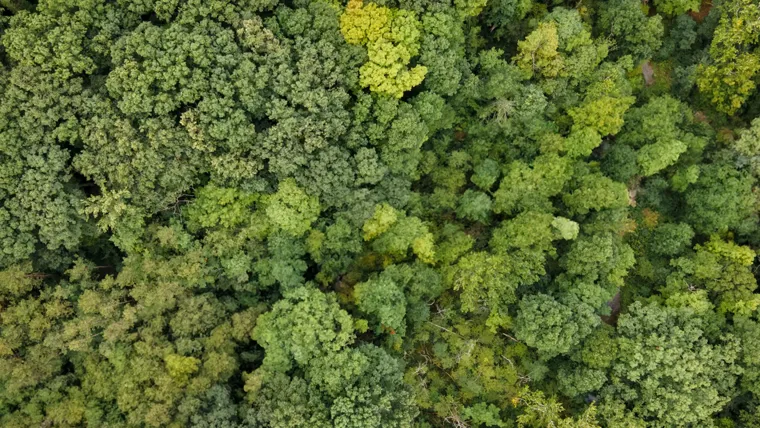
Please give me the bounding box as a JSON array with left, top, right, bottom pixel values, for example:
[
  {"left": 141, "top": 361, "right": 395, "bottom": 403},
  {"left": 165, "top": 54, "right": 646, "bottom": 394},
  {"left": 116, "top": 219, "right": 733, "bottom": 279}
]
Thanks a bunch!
[{"left": 2, "top": 0, "right": 760, "bottom": 426}]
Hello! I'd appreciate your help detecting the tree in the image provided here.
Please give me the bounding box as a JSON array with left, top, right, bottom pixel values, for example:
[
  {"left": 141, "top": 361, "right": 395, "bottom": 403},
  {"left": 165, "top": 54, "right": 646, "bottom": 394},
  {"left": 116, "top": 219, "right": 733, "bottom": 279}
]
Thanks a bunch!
[
  {"left": 446, "top": 251, "right": 521, "bottom": 329},
  {"left": 602, "top": 302, "right": 741, "bottom": 427},
  {"left": 493, "top": 154, "right": 573, "bottom": 215},
  {"left": 514, "top": 22, "right": 564, "bottom": 79},
  {"left": 456, "top": 189, "right": 493, "bottom": 223},
  {"left": 483, "top": 0, "right": 532, "bottom": 37},
  {"left": 596, "top": 0, "right": 664, "bottom": 62},
  {"left": 637, "top": 140, "right": 688, "bottom": 176},
  {"left": 671, "top": 236, "right": 759, "bottom": 314},
  {"left": 655, "top": 0, "right": 701, "bottom": 16},
  {"left": 252, "top": 286, "right": 355, "bottom": 374},
  {"left": 0, "top": 264, "right": 78, "bottom": 427},
  {"left": 0, "top": 66, "right": 92, "bottom": 268},
  {"left": 249, "top": 287, "right": 417, "bottom": 427},
  {"left": 362, "top": 203, "right": 436, "bottom": 264},
  {"left": 649, "top": 222, "right": 694, "bottom": 256},
  {"left": 516, "top": 387, "right": 601, "bottom": 428},
  {"left": 355, "top": 273, "right": 407, "bottom": 336},
  {"left": 563, "top": 173, "right": 629, "bottom": 215},
  {"left": 569, "top": 61, "right": 636, "bottom": 137},
  {"left": 697, "top": 0, "right": 760, "bottom": 115},
  {"left": 736, "top": 118, "right": 760, "bottom": 178},
  {"left": 264, "top": 178, "right": 321, "bottom": 237},
  {"left": 684, "top": 163, "right": 757, "bottom": 235},
  {"left": 340, "top": 0, "right": 427, "bottom": 98},
  {"left": 514, "top": 293, "right": 599, "bottom": 359}
]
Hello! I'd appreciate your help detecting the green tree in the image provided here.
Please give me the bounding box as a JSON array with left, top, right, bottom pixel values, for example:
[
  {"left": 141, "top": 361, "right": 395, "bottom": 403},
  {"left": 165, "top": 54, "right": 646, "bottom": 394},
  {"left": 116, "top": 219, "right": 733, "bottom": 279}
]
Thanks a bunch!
[
  {"left": 684, "top": 163, "right": 757, "bottom": 235},
  {"left": 563, "top": 173, "right": 629, "bottom": 215},
  {"left": 596, "top": 0, "right": 664, "bottom": 61},
  {"left": 697, "top": 0, "right": 760, "bottom": 115},
  {"left": 602, "top": 302, "right": 741, "bottom": 427},
  {"left": 514, "top": 22, "right": 564, "bottom": 79},
  {"left": 340, "top": 0, "right": 427, "bottom": 98},
  {"left": 655, "top": 0, "right": 701, "bottom": 16},
  {"left": 264, "top": 178, "right": 321, "bottom": 237},
  {"left": 514, "top": 293, "right": 599, "bottom": 359},
  {"left": 637, "top": 140, "right": 688, "bottom": 176}
]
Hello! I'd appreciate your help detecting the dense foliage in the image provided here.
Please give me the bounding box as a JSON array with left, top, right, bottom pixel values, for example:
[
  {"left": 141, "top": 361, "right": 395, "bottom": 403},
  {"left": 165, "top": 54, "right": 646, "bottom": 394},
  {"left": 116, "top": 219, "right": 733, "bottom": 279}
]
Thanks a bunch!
[{"left": 2, "top": 0, "right": 760, "bottom": 426}]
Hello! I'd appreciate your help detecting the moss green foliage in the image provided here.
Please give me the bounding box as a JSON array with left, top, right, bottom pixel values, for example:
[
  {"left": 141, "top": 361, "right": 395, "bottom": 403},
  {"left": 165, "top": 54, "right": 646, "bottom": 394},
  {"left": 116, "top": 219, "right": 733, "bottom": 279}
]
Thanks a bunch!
[{"left": 2, "top": 0, "right": 760, "bottom": 427}]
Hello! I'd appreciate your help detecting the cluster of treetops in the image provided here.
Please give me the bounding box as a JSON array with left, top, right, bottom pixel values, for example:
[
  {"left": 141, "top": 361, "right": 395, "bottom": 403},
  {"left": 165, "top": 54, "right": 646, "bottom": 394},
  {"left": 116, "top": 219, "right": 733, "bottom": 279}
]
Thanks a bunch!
[{"left": 3, "top": 0, "right": 760, "bottom": 426}]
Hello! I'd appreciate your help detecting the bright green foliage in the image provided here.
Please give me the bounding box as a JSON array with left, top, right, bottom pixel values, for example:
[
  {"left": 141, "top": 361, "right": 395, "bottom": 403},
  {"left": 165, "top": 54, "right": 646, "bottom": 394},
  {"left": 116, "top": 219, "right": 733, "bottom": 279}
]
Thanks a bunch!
[
  {"left": 546, "top": 7, "right": 593, "bottom": 54},
  {"left": 493, "top": 154, "right": 573, "bottom": 215},
  {"left": 462, "top": 402, "right": 507, "bottom": 427},
  {"left": 569, "top": 95, "right": 634, "bottom": 137},
  {"left": 454, "top": 0, "right": 488, "bottom": 18},
  {"left": 552, "top": 217, "right": 580, "bottom": 240},
  {"left": 697, "top": 0, "right": 760, "bottom": 114},
  {"left": 186, "top": 185, "right": 257, "bottom": 230},
  {"left": 735, "top": 317, "right": 760, "bottom": 400},
  {"left": 363, "top": 203, "right": 435, "bottom": 264},
  {"left": 515, "top": 22, "right": 563, "bottom": 79},
  {"left": 671, "top": 237, "right": 760, "bottom": 314},
  {"left": 449, "top": 212, "right": 559, "bottom": 330},
  {"left": 252, "top": 286, "right": 355, "bottom": 373},
  {"left": 434, "top": 224, "right": 474, "bottom": 265},
  {"left": 363, "top": 203, "right": 399, "bottom": 240},
  {"left": 603, "top": 302, "right": 741, "bottom": 427},
  {"left": 671, "top": 164, "right": 701, "bottom": 192},
  {"left": 490, "top": 212, "right": 555, "bottom": 259},
  {"left": 563, "top": 173, "right": 629, "bottom": 215},
  {"left": 164, "top": 354, "right": 201, "bottom": 381},
  {"left": 637, "top": 140, "right": 688, "bottom": 176},
  {"left": 340, "top": 0, "right": 427, "bottom": 98},
  {"left": 264, "top": 178, "right": 321, "bottom": 237},
  {"left": 447, "top": 251, "right": 518, "bottom": 327},
  {"left": 565, "top": 127, "right": 603, "bottom": 158},
  {"left": 569, "top": 63, "right": 636, "bottom": 137}
]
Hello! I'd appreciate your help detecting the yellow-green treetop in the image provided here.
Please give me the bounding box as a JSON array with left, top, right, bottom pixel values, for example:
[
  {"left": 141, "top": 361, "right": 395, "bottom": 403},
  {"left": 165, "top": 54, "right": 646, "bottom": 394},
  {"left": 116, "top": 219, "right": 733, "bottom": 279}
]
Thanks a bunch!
[{"left": 340, "top": 0, "right": 427, "bottom": 98}]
